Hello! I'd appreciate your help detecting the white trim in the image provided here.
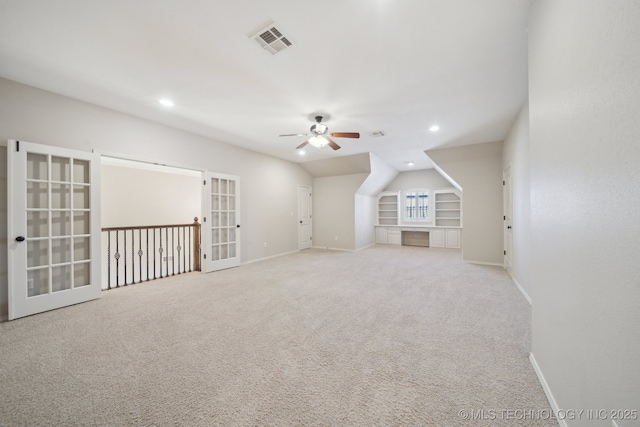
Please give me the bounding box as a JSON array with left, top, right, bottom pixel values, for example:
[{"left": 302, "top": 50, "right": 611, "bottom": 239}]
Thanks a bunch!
[
  {"left": 356, "top": 243, "right": 376, "bottom": 252},
  {"left": 529, "top": 353, "right": 566, "bottom": 427},
  {"left": 512, "top": 277, "right": 532, "bottom": 305},
  {"left": 312, "top": 246, "right": 354, "bottom": 252},
  {"left": 96, "top": 150, "right": 206, "bottom": 174},
  {"left": 242, "top": 249, "right": 300, "bottom": 265},
  {"left": 466, "top": 260, "right": 504, "bottom": 267}
]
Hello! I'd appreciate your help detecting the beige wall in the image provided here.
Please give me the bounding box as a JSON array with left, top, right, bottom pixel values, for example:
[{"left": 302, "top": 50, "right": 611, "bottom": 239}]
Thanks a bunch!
[
  {"left": 426, "top": 141, "right": 504, "bottom": 265},
  {"left": 529, "top": 0, "right": 640, "bottom": 422},
  {"left": 312, "top": 174, "right": 368, "bottom": 250},
  {"left": 101, "top": 163, "right": 201, "bottom": 227},
  {"left": 384, "top": 169, "right": 451, "bottom": 192},
  {"left": 502, "top": 105, "right": 532, "bottom": 303},
  {"left": 0, "top": 78, "right": 312, "bottom": 319}
]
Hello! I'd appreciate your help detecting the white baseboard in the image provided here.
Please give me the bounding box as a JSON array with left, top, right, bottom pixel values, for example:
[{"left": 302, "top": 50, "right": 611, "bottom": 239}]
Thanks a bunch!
[
  {"left": 466, "top": 260, "right": 504, "bottom": 267},
  {"left": 529, "top": 353, "right": 565, "bottom": 427},
  {"left": 242, "top": 249, "right": 300, "bottom": 265},
  {"left": 311, "top": 246, "right": 354, "bottom": 252},
  {"left": 355, "top": 243, "right": 376, "bottom": 252},
  {"left": 512, "top": 277, "right": 532, "bottom": 306}
]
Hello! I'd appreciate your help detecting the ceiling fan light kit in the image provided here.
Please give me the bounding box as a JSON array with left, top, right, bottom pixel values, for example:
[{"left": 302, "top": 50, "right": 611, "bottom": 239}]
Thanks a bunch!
[{"left": 280, "top": 115, "right": 360, "bottom": 151}]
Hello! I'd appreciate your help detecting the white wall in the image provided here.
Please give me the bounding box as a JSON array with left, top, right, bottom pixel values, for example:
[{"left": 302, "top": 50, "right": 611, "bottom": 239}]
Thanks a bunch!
[
  {"left": 502, "top": 105, "right": 532, "bottom": 303},
  {"left": 0, "top": 77, "right": 312, "bottom": 319},
  {"left": 384, "top": 169, "right": 451, "bottom": 192},
  {"left": 101, "top": 163, "right": 200, "bottom": 227},
  {"left": 312, "top": 173, "right": 368, "bottom": 250},
  {"left": 426, "top": 141, "right": 504, "bottom": 265},
  {"left": 529, "top": 1, "right": 640, "bottom": 424}
]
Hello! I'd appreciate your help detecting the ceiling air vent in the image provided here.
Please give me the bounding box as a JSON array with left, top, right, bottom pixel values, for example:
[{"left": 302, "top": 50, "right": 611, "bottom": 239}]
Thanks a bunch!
[{"left": 252, "top": 23, "right": 293, "bottom": 55}]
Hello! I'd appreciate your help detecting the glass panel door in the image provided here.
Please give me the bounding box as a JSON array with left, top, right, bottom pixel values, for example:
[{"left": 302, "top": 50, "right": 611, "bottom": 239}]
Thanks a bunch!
[
  {"left": 204, "top": 172, "right": 240, "bottom": 272},
  {"left": 8, "top": 140, "right": 101, "bottom": 320}
]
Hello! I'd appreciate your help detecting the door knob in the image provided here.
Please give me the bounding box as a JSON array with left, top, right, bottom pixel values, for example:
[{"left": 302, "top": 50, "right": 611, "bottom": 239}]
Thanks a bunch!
[
  {"left": 507, "top": 226, "right": 512, "bottom": 230},
  {"left": 15, "top": 236, "right": 25, "bottom": 242},
  {"left": 236, "top": 224, "right": 240, "bottom": 228}
]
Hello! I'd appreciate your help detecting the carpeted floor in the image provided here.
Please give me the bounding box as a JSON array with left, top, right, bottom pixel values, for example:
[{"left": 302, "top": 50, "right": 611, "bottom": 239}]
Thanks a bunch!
[{"left": 0, "top": 246, "right": 555, "bottom": 426}]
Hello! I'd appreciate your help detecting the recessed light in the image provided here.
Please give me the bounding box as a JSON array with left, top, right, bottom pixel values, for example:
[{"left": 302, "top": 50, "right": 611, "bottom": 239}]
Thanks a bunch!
[
  {"left": 429, "top": 125, "right": 440, "bottom": 132},
  {"left": 298, "top": 150, "right": 306, "bottom": 156},
  {"left": 405, "top": 161, "right": 415, "bottom": 167},
  {"left": 159, "top": 99, "right": 174, "bottom": 107}
]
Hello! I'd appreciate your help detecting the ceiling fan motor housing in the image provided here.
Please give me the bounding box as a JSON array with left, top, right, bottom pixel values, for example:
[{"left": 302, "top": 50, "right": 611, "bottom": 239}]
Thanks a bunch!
[{"left": 310, "top": 123, "right": 328, "bottom": 134}]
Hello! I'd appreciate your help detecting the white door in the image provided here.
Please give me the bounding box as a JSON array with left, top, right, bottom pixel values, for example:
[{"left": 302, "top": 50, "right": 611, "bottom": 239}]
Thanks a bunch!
[
  {"left": 203, "top": 172, "right": 240, "bottom": 272},
  {"left": 7, "top": 140, "right": 101, "bottom": 320},
  {"left": 298, "top": 185, "right": 312, "bottom": 250},
  {"left": 503, "top": 166, "right": 513, "bottom": 274}
]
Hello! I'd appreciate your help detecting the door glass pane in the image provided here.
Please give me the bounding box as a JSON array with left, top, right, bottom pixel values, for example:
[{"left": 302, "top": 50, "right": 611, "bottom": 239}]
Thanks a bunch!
[
  {"left": 73, "top": 185, "right": 89, "bottom": 209},
  {"left": 28, "top": 268, "right": 49, "bottom": 297},
  {"left": 51, "top": 183, "right": 70, "bottom": 209},
  {"left": 52, "top": 238, "right": 71, "bottom": 264},
  {"left": 229, "top": 212, "right": 235, "bottom": 226},
  {"left": 221, "top": 195, "right": 228, "bottom": 210},
  {"left": 51, "top": 156, "right": 70, "bottom": 182},
  {"left": 229, "top": 180, "right": 235, "bottom": 195},
  {"left": 211, "top": 228, "right": 219, "bottom": 244},
  {"left": 27, "top": 211, "right": 49, "bottom": 238},
  {"left": 27, "top": 240, "right": 49, "bottom": 267},
  {"left": 221, "top": 228, "right": 228, "bottom": 244},
  {"left": 27, "top": 182, "right": 48, "bottom": 209},
  {"left": 73, "top": 159, "right": 90, "bottom": 184},
  {"left": 27, "top": 153, "right": 48, "bottom": 180},
  {"left": 74, "top": 262, "right": 91, "bottom": 287},
  {"left": 52, "top": 265, "right": 72, "bottom": 292},
  {"left": 220, "top": 179, "right": 228, "bottom": 194},
  {"left": 221, "top": 212, "right": 228, "bottom": 227},
  {"left": 52, "top": 211, "right": 71, "bottom": 236},
  {"left": 73, "top": 212, "right": 90, "bottom": 235},
  {"left": 221, "top": 244, "right": 228, "bottom": 259},
  {"left": 212, "top": 195, "right": 219, "bottom": 210},
  {"left": 212, "top": 212, "right": 219, "bottom": 227},
  {"left": 229, "top": 228, "right": 236, "bottom": 243},
  {"left": 74, "top": 237, "right": 90, "bottom": 261},
  {"left": 211, "top": 178, "right": 219, "bottom": 193},
  {"left": 229, "top": 243, "right": 236, "bottom": 258}
]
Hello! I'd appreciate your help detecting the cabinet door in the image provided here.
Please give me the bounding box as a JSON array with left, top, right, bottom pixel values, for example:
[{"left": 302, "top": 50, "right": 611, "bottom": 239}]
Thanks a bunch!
[
  {"left": 375, "top": 227, "right": 388, "bottom": 244},
  {"left": 387, "top": 229, "right": 401, "bottom": 245},
  {"left": 445, "top": 229, "right": 461, "bottom": 248},
  {"left": 430, "top": 229, "right": 445, "bottom": 248}
]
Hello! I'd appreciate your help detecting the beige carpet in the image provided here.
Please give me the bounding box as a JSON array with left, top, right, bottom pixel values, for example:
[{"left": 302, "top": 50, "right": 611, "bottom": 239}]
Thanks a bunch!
[{"left": 0, "top": 246, "right": 555, "bottom": 426}]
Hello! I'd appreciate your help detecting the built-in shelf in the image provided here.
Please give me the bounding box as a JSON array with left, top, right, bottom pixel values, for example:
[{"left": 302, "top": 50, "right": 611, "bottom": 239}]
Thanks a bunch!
[
  {"left": 377, "top": 192, "right": 400, "bottom": 226},
  {"left": 434, "top": 190, "right": 461, "bottom": 227}
]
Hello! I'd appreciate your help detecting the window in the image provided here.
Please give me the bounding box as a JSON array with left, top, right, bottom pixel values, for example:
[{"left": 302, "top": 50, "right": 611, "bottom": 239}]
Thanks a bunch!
[{"left": 404, "top": 189, "right": 429, "bottom": 221}]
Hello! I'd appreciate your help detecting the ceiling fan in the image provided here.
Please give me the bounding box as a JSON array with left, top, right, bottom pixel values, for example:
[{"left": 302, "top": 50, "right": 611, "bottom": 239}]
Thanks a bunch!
[{"left": 279, "top": 115, "right": 360, "bottom": 150}]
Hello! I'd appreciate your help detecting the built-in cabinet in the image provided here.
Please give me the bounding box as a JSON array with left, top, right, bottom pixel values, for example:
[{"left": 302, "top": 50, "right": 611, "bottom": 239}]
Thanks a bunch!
[
  {"left": 375, "top": 188, "right": 462, "bottom": 249},
  {"left": 375, "top": 226, "right": 461, "bottom": 249}
]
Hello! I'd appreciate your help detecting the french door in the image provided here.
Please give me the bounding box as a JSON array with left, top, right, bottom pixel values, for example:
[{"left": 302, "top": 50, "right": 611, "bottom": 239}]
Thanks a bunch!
[
  {"left": 7, "top": 140, "right": 101, "bottom": 320},
  {"left": 203, "top": 172, "right": 240, "bottom": 272}
]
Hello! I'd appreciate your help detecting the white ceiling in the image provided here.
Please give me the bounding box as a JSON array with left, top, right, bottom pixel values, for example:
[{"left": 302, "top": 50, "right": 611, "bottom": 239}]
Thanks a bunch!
[{"left": 0, "top": 0, "right": 530, "bottom": 172}]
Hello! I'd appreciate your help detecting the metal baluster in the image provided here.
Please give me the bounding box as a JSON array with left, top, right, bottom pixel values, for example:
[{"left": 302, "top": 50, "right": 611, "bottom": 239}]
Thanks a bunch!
[
  {"left": 159, "top": 228, "right": 164, "bottom": 279},
  {"left": 171, "top": 226, "right": 175, "bottom": 276},
  {"left": 182, "top": 225, "right": 186, "bottom": 273},
  {"left": 138, "top": 229, "right": 143, "bottom": 283},
  {"left": 165, "top": 227, "right": 169, "bottom": 277},
  {"left": 107, "top": 231, "right": 111, "bottom": 290},
  {"left": 188, "top": 226, "right": 192, "bottom": 272},
  {"left": 115, "top": 230, "right": 120, "bottom": 288},
  {"left": 146, "top": 229, "right": 150, "bottom": 281},
  {"left": 131, "top": 229, "right": 135, "bottom": 284}
]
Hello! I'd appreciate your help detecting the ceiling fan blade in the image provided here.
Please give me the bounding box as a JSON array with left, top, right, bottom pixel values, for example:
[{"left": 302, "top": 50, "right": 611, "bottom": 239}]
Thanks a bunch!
[
  {"left": 296, "top": 140, "right": 310, "bottom": 149},
  {"left": 326, "top": 137, "right": 341, "bottom": 150},
  {"left": 280, "top": 133, "right": 308, "bottom": 137},
  {"left": 331, "top": 132, "right": 360, "bottom": 139}
]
